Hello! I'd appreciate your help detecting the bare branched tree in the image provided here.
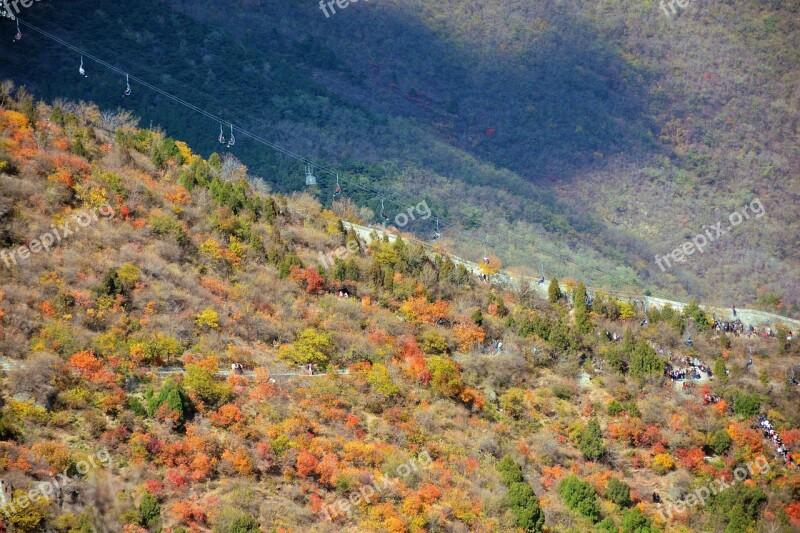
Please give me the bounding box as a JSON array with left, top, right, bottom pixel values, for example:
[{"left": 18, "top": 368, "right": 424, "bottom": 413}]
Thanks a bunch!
[
  {"left": 0, "top": 80, "right": 15, "bottom": 107},
  {"left": 220, "top": 153, "right": 248, "bottom": 182},
  {"left": 99, "top": 108, "right": 140, "bottom": 132}
]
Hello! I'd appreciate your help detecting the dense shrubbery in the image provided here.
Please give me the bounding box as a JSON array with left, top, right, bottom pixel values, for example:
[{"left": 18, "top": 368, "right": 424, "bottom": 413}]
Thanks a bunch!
[{"left": 710, "top": 484, "right": 767, "bottom": 532}]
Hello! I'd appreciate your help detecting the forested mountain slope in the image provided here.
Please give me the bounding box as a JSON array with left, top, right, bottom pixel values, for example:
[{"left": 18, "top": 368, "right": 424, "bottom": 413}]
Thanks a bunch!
[
  {"left": 1, "top": 0, "right": 798, "bottom": 317},
  {"left": 1, "top": 92, "right": 800, "bottom": 532}
]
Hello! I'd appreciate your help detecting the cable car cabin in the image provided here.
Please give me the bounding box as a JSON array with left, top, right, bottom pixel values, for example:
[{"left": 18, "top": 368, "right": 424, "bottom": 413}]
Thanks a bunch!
[{"left": 305, "top": 165, "right": 317, "bottom": 186}]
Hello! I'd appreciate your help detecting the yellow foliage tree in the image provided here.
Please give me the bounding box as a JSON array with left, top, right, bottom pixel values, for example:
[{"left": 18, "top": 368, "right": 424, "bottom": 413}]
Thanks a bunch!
[
  {"left": 195, "top": 308, "right": 220, "bottom": 330},
  {"left": 652, "top": 453, "right": 675, "bottom": 474},
  {"left": 478, "top": 255, "right": 502, "bottom": 276},
  {"left": 618, "top": 301, "right": 637, "bottom": 320}
]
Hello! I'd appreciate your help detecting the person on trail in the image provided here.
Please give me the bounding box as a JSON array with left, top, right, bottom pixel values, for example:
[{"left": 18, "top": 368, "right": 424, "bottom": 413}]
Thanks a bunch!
[
  {"left": 308, "top": 364, "right": 313, "bottom": 376},
  {"left": 732, "top": 305, "right": 737, "bottom": 317}
]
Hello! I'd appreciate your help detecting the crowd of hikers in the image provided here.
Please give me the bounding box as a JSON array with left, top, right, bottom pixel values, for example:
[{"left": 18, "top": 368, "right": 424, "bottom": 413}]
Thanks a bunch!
[
  {"left": 702, "top": 392, "right": 722, "bottom": 405},
  {"left": 479, "top": 340, "right": 504, "bottom": 354},
  {"left": 711, "top": 318, "right": 792, "bottom": 339},
  {"left": 713, "top": 318, "right": 745, "bottom": 335},
  {"left": 757, "top": 415, "right": 800, "bottom": 471},
  {"left": 665, "top": 354, "right": 712, "bottom": 382}
]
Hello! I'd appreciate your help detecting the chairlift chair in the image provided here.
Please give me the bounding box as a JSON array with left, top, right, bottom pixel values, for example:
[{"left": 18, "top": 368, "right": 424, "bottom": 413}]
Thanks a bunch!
[
  {"left": 227, "top": 124, "right": 235, "bottom": 147},
  {"left": 123, "top": 74, "right": 131, "bottom": 97},
  {"left": 218, "top": 123, "right": 226, "bottom": 144},
  {"left": 333, "top": 174, "right": 341, "bottom": 197},
  {"left": 305, "top": 164, "right": 317, "bottom": 186},
  {"left": 13, "top": 19, "right": 21, "bottom": 42},
  {"left": 79, "top": 55, "right": 86, "bottom": 77},
  {"left": 380, "top": 199, "right": 388, "bottom": 220},
  {"left": 433, "top": 218, "right": 441, "bottom": 240}
]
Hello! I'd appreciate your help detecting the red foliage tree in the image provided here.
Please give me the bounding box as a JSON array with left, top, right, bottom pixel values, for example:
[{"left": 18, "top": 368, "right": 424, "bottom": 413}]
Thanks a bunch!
[
  {"left": 296, "top": 450, "right": 319, "bottom": 479},
  {"left": 165, "top": 467, "right": 188, "bottom": 490},
  {"left": 676, "top": 448, "right": 706, "bottom": 472},
  {"left": 781, "top": 429, "right": 800, "bottom": 448},
  {"left": 786, "top": 501, "right": 800, "bottom": 524},
  {"left": 290, "top": 266, "right": 325, "bottom": 294}
]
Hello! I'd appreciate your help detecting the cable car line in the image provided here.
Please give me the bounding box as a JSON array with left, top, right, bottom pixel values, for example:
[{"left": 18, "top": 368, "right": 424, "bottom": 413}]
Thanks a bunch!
[{"left": 15, "top": 17, "right": 646, "bottom": 297}]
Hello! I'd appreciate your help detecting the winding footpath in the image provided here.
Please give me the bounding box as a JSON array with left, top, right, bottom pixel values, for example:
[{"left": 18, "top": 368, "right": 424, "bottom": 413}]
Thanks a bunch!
[{"left": 342, "top": 221, "right": 800, "bottom": 329}]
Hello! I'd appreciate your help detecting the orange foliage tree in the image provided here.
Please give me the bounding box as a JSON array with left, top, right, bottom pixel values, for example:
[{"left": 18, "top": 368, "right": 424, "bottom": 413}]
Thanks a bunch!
[
  {"left": 452, "top": 322, "right": 486, "bottom": 352},
  {"left": 171, "top": 498, "right": 208, "bottom": 527},
  {"left": 397, "top": 337, "right": 430, "bottom": 384},
  {"left": 315, "top": 452, "right": 340, "bottom": 487},
  {"left": 399, "top": 296, "right": 449, "bottom": 325},
  {"left": 69, "top": 350, "right": 116, "bottom": 387},
  {"left": 210, "top": 404, "right": 243, "bottom": 428},
  {"left": 727, "top": 422, "right": 763, "bottom": 455},
  {"left": 221, "top": 448, "right": 254, "bottom": 476}
]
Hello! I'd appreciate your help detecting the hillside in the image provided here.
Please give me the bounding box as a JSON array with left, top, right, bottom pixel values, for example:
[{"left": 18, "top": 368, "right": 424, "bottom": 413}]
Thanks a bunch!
[
  {"left": 2, "top": 92, "right": 800, "bottom": 532},
  {"left": 2, "top": 0, "right": 798, "bottom": 316}
]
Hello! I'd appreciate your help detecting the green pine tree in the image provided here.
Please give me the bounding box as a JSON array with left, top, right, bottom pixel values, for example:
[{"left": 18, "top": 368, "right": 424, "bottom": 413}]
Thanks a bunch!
[
  {"left": 579, "top": 419, "right": 606, "bottom": 460},
  {"left": 548, "top": 277, "right": 562, "bottom": 303},
  {"left": 574, "top": 282, "right": 592, "bottom": 333}
]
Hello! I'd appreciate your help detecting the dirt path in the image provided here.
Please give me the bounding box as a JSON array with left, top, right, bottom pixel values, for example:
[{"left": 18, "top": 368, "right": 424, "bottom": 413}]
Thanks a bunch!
[{"left": 0, "top": 358, "right": 349, "bottom": 381}]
